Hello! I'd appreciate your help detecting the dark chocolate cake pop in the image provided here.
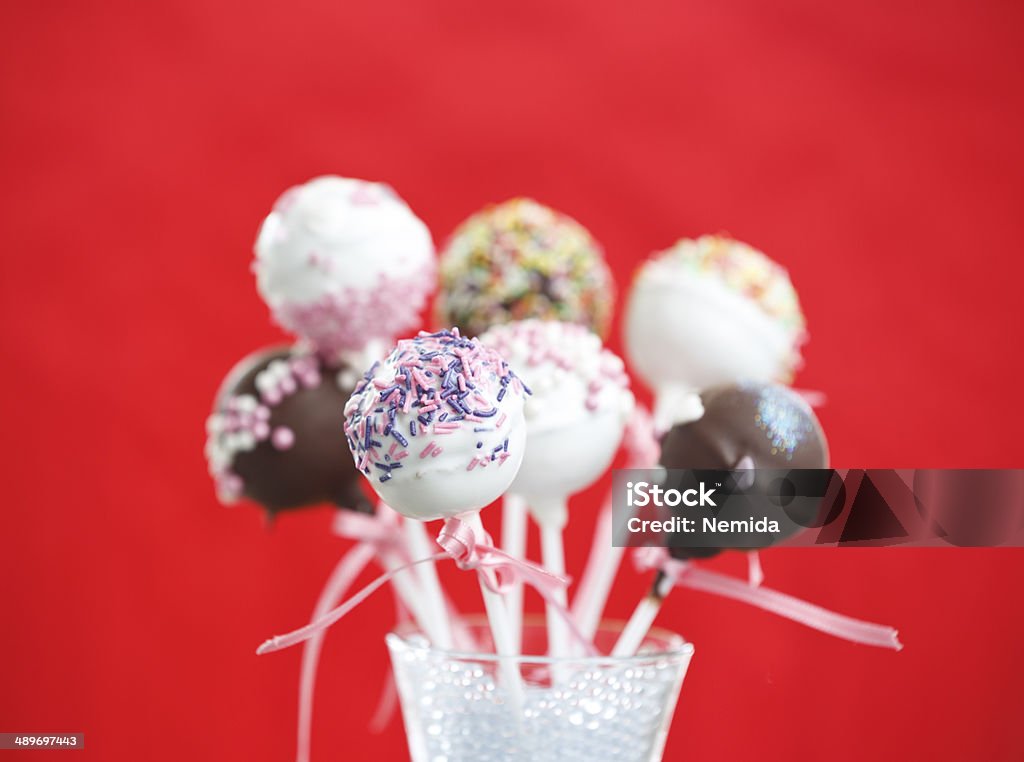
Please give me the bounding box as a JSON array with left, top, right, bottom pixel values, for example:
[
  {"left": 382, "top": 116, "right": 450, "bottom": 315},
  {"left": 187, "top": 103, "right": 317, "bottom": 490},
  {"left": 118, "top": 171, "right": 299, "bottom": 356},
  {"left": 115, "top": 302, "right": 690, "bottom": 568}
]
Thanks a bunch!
[
  {"left": 205, "top": 346, "right": 371, "bottom": 516},
  {"left": 659, "top": 381, "right": 828, "bottom": 558}
]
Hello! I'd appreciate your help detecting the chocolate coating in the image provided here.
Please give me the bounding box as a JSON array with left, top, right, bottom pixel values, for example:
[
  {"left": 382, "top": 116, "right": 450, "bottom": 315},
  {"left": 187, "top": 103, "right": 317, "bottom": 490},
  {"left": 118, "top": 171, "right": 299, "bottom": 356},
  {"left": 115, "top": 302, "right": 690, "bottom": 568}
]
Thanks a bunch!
[
  {"left": 206, "top": 346, "right": 371, "bottom": 516},
  {"left": 659, "top": 381, "right": 828, "bottom": 559}
]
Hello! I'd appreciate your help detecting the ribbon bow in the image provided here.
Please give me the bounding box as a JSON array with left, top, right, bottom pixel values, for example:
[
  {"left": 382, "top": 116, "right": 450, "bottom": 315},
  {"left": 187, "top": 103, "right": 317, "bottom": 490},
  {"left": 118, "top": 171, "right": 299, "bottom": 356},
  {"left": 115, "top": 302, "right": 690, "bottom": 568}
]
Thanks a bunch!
[
  {"left": 634, "top": 547, "right": 902, "bottom": 650},
  {"left": 259, "top": 515, "right": 598, "bottom": 657}
]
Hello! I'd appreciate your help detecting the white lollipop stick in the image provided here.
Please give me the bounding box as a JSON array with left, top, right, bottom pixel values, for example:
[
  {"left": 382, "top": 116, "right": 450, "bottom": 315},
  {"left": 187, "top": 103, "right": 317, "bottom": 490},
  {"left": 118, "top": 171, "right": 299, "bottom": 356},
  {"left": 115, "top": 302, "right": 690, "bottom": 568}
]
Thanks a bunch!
[
  {"left": 533, "top": 497, "right": 570, "bottom": 661},
  {"left": 501, "top": 494, "right": 528, "bottom": 652},
  {"left": 612, "top": 573, "right": 673, "bottom": 657},
  {"left": 652, "top": 385, "right": 704, "bottom": 435},
  {"left": 464, "top": 512, "right": 524, "bottom": 704},
  {"left": 403, "top": 518, "right": 453, "bottom": 648},
  {"left": 571, "top": 494, "right": 618, "bottom": 641}
]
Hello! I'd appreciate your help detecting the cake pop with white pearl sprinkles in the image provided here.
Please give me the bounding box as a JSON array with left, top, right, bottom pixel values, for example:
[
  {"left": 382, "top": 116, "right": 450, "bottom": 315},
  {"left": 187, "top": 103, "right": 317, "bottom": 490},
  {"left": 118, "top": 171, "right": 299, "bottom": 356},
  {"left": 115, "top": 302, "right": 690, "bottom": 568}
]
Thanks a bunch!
[
  {"left": 480, "top": 319, "right": 634, "bottom": 523},
  {"left": 344, "top": 328, "right": 528, "bottom": 521},
  {"left": 254, "top": 176, "right": 435, "bottom": 359},
  {"left": 624, "top": 234, "right": 806, "bottom": 429},
  {"left": 435, "top": 198, "right": 615, "bottom": 339}
]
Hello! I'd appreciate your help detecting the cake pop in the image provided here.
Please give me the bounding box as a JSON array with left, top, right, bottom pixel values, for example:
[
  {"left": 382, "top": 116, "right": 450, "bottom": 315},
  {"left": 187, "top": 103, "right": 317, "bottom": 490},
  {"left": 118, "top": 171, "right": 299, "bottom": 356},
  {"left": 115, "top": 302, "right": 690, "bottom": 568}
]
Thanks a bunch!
[
  {"left": 254, "top": 176, "right": 435, "bottom": 359},
  {"left": 480, "top": 320, "right": 633, "bottom": 656},
  {"left": 624, "top": 235, "right": 807, "bottom": 430},
  {"left": 344, "top": 328, "right": 529, "bottom": 690},
  {"left": 205, "top": 345, "right": 370, "bottom": 516},
  {"left": 658, "top": 381, "right": 829, "bottom": 559},
  {"left": 612, "top": 382, "right": 829, "bottom": 657},
  {"left": 344, "top": 329, "right": 528, "bottom": 520},
  {"left": 435, "top": 198, "right": 614, "bottom": 339}
]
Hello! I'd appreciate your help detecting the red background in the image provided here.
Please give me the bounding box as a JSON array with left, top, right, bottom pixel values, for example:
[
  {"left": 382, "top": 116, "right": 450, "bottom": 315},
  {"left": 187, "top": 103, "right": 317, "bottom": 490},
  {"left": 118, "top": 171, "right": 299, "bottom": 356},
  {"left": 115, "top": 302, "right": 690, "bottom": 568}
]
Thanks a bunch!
[{"left": 2, "top": 1, "right": 1023, "bottom": 760}]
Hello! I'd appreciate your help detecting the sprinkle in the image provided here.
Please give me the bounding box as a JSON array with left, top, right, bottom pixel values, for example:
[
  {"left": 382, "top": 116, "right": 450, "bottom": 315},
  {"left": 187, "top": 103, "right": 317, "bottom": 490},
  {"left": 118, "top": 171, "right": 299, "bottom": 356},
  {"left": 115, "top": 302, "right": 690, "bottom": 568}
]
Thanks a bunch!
[{"left": 419, "top": 442, "right": 436, "bottom": 458}]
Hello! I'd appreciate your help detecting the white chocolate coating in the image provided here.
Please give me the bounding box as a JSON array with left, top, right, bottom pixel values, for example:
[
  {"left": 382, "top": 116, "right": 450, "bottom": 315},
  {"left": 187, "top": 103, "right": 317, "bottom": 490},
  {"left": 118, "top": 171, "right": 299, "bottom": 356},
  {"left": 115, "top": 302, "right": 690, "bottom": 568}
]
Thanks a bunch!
[
  {"left": 254, "top": 176, "right": 436, "bottom": 355},
  {"left": 480, "top": 320, "right": 634, "bottom": 514},
  {"left": 625, "top": 236, "right": 806, "bottom": 422},
  {"left": 344, "top": 330, "right": 528, "bottom": 521}
]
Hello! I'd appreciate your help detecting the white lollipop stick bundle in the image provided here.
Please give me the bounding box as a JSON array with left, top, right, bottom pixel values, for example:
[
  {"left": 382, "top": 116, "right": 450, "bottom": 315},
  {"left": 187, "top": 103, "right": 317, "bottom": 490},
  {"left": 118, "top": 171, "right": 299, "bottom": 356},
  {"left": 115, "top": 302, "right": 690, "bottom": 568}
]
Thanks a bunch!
[
  {"left": 623, "top": 235, "right": 807, "bottom": 434},
  {"left": 480, "top": 320, "right": 634, "bottom": 659}
]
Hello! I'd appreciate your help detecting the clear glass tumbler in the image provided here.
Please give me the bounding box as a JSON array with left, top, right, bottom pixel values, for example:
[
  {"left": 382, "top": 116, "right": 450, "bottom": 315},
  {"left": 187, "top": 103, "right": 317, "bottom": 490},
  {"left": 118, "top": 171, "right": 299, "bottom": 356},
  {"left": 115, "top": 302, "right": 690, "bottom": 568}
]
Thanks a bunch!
[{"left": 386, "top": 617, "right": 694, "bottom": 762}]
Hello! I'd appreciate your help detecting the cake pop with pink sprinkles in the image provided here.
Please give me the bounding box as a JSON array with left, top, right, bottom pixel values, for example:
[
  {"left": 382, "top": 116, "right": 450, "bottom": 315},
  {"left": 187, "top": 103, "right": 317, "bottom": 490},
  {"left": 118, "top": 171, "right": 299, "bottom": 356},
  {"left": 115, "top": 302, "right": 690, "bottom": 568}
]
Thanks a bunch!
[{"left": 254, "top": 176, "right": 436, "bottom": 359}]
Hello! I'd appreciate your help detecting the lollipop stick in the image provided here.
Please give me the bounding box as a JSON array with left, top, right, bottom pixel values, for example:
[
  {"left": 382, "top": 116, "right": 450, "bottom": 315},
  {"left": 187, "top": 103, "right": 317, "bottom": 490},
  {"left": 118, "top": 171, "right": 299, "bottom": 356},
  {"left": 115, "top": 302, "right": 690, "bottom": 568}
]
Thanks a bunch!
[
  {"left": 501, "top": 494, "right": 528, "bottom": 652},
  {"left": 403, "top": 519, "right": 453, "bottom": 648},
  {"left": 612, "top": 572, "right": 673, "bottom": 657},
  {"left": 463, "top": 512, "right": 523, "bottom": 703},
  {"left": 539, "top": 518, "right": 570, "bottom": 660},
  {"left": 571, "top": 494, "right": 622, "bottom": 641}
]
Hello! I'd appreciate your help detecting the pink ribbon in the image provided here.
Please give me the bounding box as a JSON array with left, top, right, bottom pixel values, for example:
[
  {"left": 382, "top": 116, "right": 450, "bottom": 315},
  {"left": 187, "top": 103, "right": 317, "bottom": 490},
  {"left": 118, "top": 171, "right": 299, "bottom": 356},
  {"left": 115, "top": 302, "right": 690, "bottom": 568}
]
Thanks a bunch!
[
  {"left": 294, "top": 508, "right": 407, "bottom": 762},
  {"left": 634, "top": 547, "right": 903, "bottom": 650},
  {"left": 259, "top": 516, "right": 598, "bottom": 658}
]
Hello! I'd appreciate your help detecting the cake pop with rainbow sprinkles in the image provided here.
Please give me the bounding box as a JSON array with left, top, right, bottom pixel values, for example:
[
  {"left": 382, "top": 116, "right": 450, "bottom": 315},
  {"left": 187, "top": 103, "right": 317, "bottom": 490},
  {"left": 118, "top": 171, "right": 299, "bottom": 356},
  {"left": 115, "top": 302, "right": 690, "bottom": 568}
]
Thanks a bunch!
[
  {"left": 435, "top": 198, "right": 614, "bottom": 339},
  {"left": 254, "top": 176, "right": 435, "bottom": 360},
  {"left": 624, "top": 234, "right": 807, "bottom": 430}
]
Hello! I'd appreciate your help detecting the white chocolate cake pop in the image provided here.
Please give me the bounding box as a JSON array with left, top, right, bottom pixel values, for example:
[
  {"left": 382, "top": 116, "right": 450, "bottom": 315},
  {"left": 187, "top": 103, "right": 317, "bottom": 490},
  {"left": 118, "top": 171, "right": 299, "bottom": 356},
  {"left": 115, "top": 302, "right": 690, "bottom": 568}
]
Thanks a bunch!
[
  {"left": 480, "top": 320, "right": 634, "bottom": 525},
  {"left": 344, "top": 329, "right": 528, "bottom": 521},
  {"left": 624, "top": 235, "right": 806, "bottom": 429},
  {"left": 254, "top": 176, "right": 436, "bottom": 358}
]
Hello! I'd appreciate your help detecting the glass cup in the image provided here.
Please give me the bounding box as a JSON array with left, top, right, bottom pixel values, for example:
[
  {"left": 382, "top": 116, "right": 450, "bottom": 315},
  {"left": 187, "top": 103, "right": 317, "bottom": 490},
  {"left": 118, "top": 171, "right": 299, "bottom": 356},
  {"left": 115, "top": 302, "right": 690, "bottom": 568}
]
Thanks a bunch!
[{"left": 386, "top": 617, "right": 694, "bottom": 762}]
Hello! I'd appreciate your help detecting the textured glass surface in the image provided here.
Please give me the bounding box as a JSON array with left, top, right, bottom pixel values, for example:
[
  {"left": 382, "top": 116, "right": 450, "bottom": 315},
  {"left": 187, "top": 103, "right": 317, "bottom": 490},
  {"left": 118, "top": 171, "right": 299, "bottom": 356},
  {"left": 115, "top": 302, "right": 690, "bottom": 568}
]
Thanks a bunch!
[{"left": 386, "top": 621, "right": 693, "bottom": 762}]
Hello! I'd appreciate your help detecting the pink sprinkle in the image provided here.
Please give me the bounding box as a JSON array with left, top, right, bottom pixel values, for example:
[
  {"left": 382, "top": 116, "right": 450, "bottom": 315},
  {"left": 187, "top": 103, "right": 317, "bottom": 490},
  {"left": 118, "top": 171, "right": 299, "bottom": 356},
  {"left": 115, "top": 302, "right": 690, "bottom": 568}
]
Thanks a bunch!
[
  {"left": 467, "top": 458, "right": 478, "bottom": 471},
  {"left": 389, "top": 442, "right": 398, "bottom": 456},
  {"left": 420, "top": 403, "right": 438, "bottom": 413},
  {"left": 496, "top": 413, "right": 507, "bottom": 428},
  {"left": 373, "top": 378, "right": 389, "bottom": 389},
  {"left": 465, "top": 414, "right": 483, "bottom": 423},
  {"left": 431, "top": 446, "right": 444, "bottom": 457},
  {"left": 419, "top": 442, "right": 436, "bottom": 458},
  {"left": 395, "top": 450, "right": 409, "bottom": 460},
  {"left": 458, "top": 375, "right": 466, "bottom": 391},
  {"left": 272, "top": 427, "right": 295, "bottom": 450}
]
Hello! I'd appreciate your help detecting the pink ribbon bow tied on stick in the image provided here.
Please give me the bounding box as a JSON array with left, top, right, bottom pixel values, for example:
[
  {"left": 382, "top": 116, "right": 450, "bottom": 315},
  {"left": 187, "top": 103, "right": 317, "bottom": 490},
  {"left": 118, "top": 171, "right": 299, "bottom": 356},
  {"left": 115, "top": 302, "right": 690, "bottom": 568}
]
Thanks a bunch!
[
  {"left": 436, "top": 517, "right": 598, "bottom": 656},
  {"left": 633, "top": 547, "right": 903, "bottom": 651},
  {"left": 258, "top": 515, "right": 598, "bottom": 657}
]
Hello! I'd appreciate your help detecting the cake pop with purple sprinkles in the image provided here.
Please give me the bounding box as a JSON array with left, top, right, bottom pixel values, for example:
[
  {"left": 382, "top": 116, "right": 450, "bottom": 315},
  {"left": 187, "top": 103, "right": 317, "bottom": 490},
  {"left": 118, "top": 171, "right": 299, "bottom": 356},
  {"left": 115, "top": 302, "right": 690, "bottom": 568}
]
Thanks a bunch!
[
  {"left": 344, "top": 329, "right": 529, "bottom": 521},
  {"left": 205, "top": 346, "right": 370, "bottom": 516}
]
